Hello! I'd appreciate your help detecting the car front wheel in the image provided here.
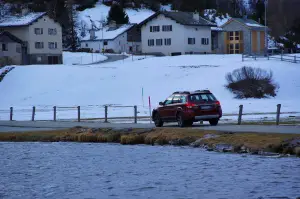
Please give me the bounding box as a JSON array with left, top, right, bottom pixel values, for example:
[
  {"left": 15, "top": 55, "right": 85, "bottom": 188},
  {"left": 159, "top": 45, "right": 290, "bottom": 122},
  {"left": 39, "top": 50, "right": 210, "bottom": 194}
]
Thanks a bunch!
[
  {"left": 209, "top": 119, "right": 219, "bottom": 126},
  {"left": 154, "top": 113, "right": 164, "bottom": 127},
  {"left": 177, "top": 112, "right": 186, "bottom": 128}
]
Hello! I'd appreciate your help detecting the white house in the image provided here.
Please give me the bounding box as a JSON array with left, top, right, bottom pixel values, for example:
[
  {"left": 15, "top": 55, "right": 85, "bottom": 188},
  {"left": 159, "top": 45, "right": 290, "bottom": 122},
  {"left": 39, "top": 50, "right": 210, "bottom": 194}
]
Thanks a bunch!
[
  {"left": 140, "top": 11, "right": 217, "bottom": 56},
  {"left": 80, "top": 22, "right": 142, "bottom": 54},
  {"left": 0, "top": 11, "right": 63, "bottom": 64}
]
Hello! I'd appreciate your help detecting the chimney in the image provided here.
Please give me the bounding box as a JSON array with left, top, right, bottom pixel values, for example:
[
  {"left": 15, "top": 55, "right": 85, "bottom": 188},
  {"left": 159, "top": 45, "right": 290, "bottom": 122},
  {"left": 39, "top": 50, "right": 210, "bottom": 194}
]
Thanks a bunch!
[
  {"left": 193, "top": 11, "right": 200, "bottom": 21},
  {"left": 90, "top": 29, "right": 96, "bottom": 40}
]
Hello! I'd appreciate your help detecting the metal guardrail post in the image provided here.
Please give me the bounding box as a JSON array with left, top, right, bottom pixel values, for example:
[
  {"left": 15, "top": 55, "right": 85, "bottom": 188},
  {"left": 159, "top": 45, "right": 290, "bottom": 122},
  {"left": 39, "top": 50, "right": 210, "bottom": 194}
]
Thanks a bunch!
[
  {"left": 242, "top": 54, "right": 244, "bottom": 62},
  {"left": 53, "top": 106, "right": 56, "bottom": 121},
  {"left": 77, "top": 106, "right": 80, "bottom": 122},
  {"left": 10, "top": 107, "right": 13, "bottom": 121},
  {"left": 104, "top": 106, "right": 108, "bottom": 123},
  {"left": 134, "top": 106, "right": 137, "bottom": 124},
  {"left": 238, "top": 105, "right": 243, "bottom": 125},
  {"left": 281, "top": 53, "right": 283, "bottom": 61},
  {"left": 276, "top": 104, "right": 281, "bottom": 125},
  {"left": 32, "top": 106, "right": 36, "bottom": 121},
  {"left": 294, "top": 56, "right": 297, "bottom": 63}
]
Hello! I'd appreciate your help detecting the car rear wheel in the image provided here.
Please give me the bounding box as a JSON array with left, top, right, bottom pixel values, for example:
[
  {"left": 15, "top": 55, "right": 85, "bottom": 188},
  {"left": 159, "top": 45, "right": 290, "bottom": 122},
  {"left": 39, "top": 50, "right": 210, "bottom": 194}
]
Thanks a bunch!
[
  {"left": 177, "top": 113, "right": 186, "bottom": 128},
  {"left": 154, "top": 113, "right": 164, "bottom": 127},
  {"left": 186, "top": 120, "right": 193, "bottom": 127},
  {"left": 209, "top": 119, "right": 219, "bottom": 126}
]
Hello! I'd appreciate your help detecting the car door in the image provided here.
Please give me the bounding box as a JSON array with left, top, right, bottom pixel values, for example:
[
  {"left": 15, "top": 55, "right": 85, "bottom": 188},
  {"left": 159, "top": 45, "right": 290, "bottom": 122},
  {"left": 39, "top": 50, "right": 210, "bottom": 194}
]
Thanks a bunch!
[
  {"left": 159, "top": 95, "right": 174, "bottom": 120},
  {"left": 170, "top": 95, "right": 182, "bottom": 121}
]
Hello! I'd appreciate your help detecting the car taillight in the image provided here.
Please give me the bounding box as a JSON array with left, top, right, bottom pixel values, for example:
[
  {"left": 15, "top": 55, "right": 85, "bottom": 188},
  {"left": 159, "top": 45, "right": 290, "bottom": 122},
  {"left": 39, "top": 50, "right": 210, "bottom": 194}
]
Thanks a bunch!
[
  {"left": 215, "top": 101, "right": 221, "bottom": 106},
  {"left": 186, "top": 102, "right": 196, "bottom": 109}
]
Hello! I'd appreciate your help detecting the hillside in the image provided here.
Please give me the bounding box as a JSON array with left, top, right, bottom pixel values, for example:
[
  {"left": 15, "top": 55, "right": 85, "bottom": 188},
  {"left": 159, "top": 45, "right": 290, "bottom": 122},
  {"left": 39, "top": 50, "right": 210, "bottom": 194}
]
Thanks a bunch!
[
  {"left": 0, "top": 54, "right": 300, "bottom": 121},
  {"left": 77, "top": 2, "right": 155, "bottom": 38}
]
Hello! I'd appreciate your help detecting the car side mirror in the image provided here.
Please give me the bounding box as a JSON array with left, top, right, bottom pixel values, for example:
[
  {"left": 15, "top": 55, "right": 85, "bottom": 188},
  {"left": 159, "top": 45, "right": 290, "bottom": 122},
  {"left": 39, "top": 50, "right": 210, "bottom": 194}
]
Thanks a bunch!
[{"left": 159, "top": 102, "right": 164, "bottom": 106}]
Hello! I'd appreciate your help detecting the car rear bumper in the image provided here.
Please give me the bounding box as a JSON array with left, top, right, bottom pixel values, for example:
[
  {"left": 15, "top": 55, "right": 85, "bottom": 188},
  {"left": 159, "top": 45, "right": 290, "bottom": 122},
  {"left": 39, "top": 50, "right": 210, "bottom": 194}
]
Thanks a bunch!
[{"left": 194, "top": 114, "right": 220, "bottom": 120}]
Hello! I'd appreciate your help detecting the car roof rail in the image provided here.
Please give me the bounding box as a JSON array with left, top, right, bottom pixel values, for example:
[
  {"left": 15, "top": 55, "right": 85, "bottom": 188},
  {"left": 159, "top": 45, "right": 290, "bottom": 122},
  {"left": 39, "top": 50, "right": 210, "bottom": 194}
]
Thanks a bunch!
[{"left": 194, "top": 89, "right": 211, "bottom": 93}]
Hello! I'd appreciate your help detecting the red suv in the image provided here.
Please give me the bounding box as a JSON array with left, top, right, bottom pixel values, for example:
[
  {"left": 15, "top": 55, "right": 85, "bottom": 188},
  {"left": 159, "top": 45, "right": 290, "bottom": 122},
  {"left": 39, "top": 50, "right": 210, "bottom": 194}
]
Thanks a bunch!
[{"left": 152, "top": 90, "right": 222, "bottom": 127}]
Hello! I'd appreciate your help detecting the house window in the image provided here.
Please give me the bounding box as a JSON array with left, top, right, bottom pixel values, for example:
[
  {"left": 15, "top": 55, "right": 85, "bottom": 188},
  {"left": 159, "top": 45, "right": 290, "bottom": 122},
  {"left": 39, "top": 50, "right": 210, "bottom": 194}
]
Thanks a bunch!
[
  {"left": 48, "top": 28, "right": 57, "bottom": 35},
  {"left": 156, "top": 39, "right": 163, "bottom": 46},
  {"left": 201, "top": 38, "right": 209, "bottom": 45},
  {"left": 16, "top": 46, "right": 21, "bottom": 53},
  {"left": 104, "top": 41, "right": 108, "bottom": 45},
  {"left": 2, "top": 43, "right": 8, "bottom": 51},
  {"left": 229, "top": 31, "right": 240, "bottom": 41},
  {"left": 148, "top": 39, "right": 154, "bottom": 46},
  {"left": 48, "top": 42, "right": 58, "bottom": 49},
  {"left": 229, "top": 44, "right": 234, "bottom": 54},
  {"left": 35, "top": 42, "right": 44, "bottom": 49},
  {"left": 188, "top": 38, "right": 195, "bottom": 45},
  {"left": 150, "top": 26, "right": 160, "bottom": 32},
  {"left": 34, "top": 28, "right": 43, "bottom": 35},
  {"left": 162, "top": 25, "right": 172, "bottom": 32},
  {"left": 235, "top": 31, "right": 240, "bottom": 40},
  {"left": 164, "top": 38, "right": 171, "bottom": 46},
  {"left": 235, "top": 43, "right": 240, "bottom": 54}
]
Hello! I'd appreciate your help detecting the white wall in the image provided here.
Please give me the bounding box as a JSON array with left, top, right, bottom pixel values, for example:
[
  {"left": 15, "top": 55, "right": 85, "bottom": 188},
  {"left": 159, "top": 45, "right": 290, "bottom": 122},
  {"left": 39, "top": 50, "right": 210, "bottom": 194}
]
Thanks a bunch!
[
  {"left": 141, "top": 14, "right": 185, "bottom": 55},
  {"left": 141, "top": 14, "right": 213, "bottom": 55},
  {"left": 184, "top": 26, "right": 212, "bottom": 53},
  {"left": 28, "top": 15, "right": 62, "bottom": 54}
]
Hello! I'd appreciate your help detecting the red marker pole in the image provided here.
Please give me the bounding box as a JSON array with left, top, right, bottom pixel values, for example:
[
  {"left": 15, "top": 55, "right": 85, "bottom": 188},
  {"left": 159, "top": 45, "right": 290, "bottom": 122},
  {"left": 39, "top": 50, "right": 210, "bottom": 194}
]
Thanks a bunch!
[{"left": 148, "top": 96, "right": 152, "bottom": 124}]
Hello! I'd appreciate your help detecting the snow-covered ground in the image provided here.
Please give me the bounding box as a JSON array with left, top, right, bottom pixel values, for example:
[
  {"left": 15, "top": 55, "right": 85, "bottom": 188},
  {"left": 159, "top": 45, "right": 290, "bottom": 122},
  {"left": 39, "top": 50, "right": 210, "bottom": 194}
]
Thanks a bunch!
[
  {"left": 63, "top": 52, "right": 107, "bottom": 65},
  {"left": 0, "top": 54, "right": 300, "bottom": 121}
]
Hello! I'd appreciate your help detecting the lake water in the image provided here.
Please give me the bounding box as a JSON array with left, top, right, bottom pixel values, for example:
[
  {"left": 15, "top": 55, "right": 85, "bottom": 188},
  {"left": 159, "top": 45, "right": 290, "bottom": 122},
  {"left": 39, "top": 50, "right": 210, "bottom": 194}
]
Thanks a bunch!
[{"left": 0, "top": 142, "right": 299, "bottom": 199}]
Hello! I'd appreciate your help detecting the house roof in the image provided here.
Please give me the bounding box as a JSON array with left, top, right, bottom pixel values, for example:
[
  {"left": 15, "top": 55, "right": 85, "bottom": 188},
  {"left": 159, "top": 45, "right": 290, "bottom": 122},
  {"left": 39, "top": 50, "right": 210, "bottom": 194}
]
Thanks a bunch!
[
  {"left": 139, "top": 11, "right": 217, "bottom": 27},
  {"left": 0, "top": 12, "right": 46, "bottom": 27},
  {"left": 0, "top": 30, "right": 23, "bottom": 43},
  {"left": 81, "top": 24, "right": 135, "bottom": 41},
  {"left": 222, "top": 18, "right": 267, "bottom": 30}
]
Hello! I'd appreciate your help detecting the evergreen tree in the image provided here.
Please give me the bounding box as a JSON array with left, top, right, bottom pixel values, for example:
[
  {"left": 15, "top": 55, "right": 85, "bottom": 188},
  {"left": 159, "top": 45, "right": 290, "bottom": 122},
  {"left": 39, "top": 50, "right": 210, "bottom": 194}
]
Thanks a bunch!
[
  {"left": 107, "top": 3, "right": 129, "bottom": 24},
  {"left": 255, "top": 0, "right": 265, "bottom": 24}
]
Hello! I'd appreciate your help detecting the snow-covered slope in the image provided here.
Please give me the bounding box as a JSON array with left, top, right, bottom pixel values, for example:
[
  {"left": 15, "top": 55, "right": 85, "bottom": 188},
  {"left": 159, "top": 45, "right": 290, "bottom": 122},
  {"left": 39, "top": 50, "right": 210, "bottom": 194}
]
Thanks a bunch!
[
  {"left": 0, "top": 54, "right": 300, "bottom": 120},
  {"left": 77, "top": 2, "right": 154, "bottom": 29}
]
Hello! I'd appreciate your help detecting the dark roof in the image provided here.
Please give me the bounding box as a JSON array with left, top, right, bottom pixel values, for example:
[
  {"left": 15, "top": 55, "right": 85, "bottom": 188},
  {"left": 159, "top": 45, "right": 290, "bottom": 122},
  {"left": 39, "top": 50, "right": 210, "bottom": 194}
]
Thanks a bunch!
[
  {"left": 228, "top": 18, "right": 267, "bottom": 30},
  {"left": 0, "top": 31, "right": 23, "bottom": 43},
  {"left": 139, "top": 11, "right": 217, "bottom": 27},
  {"left": 0, "top": 12, "right": 46, "bottom": 27}
]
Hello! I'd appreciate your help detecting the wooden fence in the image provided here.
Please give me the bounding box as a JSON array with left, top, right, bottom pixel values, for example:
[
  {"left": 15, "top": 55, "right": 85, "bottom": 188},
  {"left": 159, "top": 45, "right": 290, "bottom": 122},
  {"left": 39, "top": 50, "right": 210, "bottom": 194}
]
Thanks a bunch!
[
  {"left": 0, "top": 104, "right": 299, "bottom": 126},
  {"left": 242, "top": 53, "right": 300, "bottom": 63}
]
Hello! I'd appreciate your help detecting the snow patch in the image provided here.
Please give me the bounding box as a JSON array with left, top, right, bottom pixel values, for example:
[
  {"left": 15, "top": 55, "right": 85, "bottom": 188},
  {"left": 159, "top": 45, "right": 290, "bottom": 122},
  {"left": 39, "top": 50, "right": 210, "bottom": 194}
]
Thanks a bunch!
[
  {"left": 0, "top": 12, "right": 45, "bottom": 27},
  {"left": 82, "top": 24, "right": 134, "bottom": 41}
]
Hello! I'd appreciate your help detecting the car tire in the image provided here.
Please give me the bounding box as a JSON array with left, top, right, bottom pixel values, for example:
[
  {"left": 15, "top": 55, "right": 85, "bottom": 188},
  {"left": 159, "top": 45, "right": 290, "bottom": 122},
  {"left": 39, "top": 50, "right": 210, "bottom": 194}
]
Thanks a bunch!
[
  {"left": 186, "top": 120, "right": 193, "bottom": 127},
  {"left": 176, "top": 112, "right": 186, "bottom": 128},
  {"left": 209, "top": 119, "right": 219, "bottom": 126},
  {"left": 154, "top": 113, "right": 164, "bottom": 127}
]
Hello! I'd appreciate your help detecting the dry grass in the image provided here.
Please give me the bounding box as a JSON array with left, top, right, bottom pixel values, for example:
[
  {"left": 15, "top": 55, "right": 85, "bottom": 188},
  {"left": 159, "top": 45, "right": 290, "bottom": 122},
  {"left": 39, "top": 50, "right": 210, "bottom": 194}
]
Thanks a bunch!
[{"left": 0, "top": 127, "right": 299, "bottom": 156}]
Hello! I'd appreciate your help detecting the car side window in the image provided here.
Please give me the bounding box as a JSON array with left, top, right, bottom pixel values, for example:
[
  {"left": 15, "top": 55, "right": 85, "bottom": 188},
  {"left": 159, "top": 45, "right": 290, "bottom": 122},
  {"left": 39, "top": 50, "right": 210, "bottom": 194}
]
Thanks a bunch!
[
  {"left": 180, "top": 96, "right": 187, "bottom": 103},
  {"left": 164, "top": 95, "right": 174, "bottom": 105},
  {"left": 172, "top": 95, "right": 181, "bottom": 104}
]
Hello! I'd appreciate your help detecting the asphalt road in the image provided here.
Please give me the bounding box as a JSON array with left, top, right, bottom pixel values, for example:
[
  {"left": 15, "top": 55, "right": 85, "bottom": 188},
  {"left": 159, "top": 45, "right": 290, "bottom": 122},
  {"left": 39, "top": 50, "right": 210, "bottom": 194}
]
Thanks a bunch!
[{"left": 0, "top": 121, "right": 300, "bottom": 134}]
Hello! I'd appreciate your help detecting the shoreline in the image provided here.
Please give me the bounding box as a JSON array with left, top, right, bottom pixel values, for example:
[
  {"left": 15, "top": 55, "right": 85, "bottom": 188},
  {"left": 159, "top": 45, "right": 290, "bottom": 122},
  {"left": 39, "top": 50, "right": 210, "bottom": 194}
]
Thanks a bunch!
[{"left": 0, "top": 127, "right": 299, "bottom": 157}]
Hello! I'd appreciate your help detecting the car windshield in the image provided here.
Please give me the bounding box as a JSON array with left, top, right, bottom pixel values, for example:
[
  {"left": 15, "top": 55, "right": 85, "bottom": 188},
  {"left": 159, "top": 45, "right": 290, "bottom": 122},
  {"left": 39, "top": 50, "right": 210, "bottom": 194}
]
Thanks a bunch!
[{"left": 189, "top": 93, "right": 217, "bottom": 102}]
